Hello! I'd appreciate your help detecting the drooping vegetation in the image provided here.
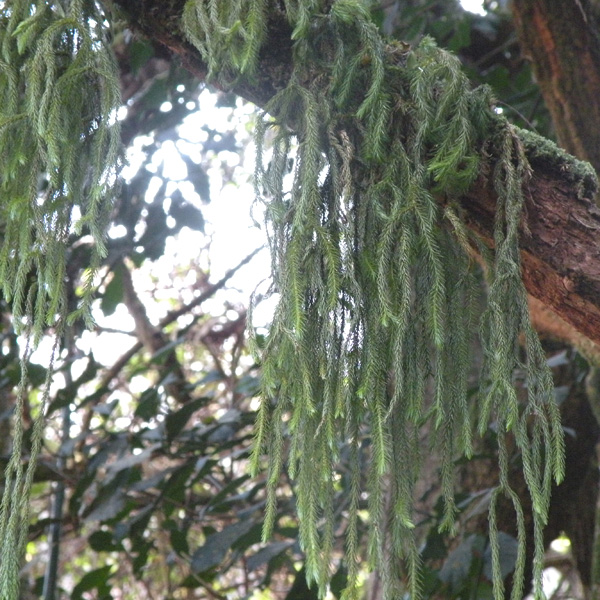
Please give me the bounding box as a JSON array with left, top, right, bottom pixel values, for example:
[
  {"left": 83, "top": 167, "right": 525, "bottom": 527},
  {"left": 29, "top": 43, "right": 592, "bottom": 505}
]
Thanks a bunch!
[
  {"left": 3, "top": 0, "right": 598, "bottom": 598},
  {"left": 183, "top": 1, "right": 564, "bottom": 598},
  {"left": 0, "top": 0, "right": 121, "bottom": 331},
  {"left": 0, "top": 1, "right": 121, "bottom": 597}
]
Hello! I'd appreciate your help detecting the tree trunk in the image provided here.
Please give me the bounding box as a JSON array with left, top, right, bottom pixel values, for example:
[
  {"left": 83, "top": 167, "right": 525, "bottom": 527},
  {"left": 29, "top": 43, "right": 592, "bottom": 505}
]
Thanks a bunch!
[
  {"left": 512, "top": 0, "right": 600, "bottom": 169},
  {"left": 511, "top": 1, "right": 600, "bottom": 593}
]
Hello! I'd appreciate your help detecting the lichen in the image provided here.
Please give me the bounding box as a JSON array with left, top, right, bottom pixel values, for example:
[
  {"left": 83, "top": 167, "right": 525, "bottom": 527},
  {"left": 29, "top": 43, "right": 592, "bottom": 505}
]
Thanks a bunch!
[{"left": 518, "top": 127, "right": 598, "bottom": 200}]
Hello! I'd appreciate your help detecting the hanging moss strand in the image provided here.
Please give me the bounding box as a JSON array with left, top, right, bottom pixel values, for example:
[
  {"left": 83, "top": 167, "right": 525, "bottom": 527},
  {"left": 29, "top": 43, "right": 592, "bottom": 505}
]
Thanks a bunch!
[
  {"left": 183, "top": 1, "right": 565, "bottom": 598},
  {"left": 0, "top": 2, "right": 121, "bottom": 597},
  {"left": 0, "top": 0, "right": 121, "bottom": 335}
]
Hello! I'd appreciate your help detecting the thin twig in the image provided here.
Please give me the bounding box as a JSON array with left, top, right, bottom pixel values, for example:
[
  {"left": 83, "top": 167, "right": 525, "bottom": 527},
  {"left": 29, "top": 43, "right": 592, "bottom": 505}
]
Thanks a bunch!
[
  {"left": 73, "top": 247, "right": 264, "bottom": 453},
  {"left": 98, "top": 246, "right": 264, "bottom": 390}
]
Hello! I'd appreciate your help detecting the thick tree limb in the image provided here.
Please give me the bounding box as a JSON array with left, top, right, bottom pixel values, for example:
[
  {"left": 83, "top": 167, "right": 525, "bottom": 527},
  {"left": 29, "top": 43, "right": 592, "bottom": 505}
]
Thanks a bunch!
[
  {"left": 115, "top": 0, "right": 600, "bottom": 346},
  {"left": 463, "top": 155, "right": 600, "bottom": 347},
  {"left": 510, "top": 0, "right": 600, "bottom": 359}
]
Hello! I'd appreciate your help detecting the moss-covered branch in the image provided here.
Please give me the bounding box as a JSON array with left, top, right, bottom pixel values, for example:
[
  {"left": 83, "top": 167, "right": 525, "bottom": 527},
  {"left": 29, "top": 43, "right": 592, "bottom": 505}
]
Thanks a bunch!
[
  {"left": 461, "top": 136, "right": 600, "bottom": 349},
  {"left": 111, "top": 2, "right": 576, "bottom": 598},
  {"left": 116, "top": 0, "right": 600, "bottom": 349}
]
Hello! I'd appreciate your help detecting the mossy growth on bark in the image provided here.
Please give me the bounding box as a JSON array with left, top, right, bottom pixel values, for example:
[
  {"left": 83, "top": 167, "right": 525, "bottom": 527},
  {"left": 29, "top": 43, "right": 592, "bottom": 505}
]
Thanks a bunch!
[
  {"left": 182, "top": 1, "right": 564, "bottom": 598},
  {"left": 518, "top": 127, "right": 597, "bottom": 200}
]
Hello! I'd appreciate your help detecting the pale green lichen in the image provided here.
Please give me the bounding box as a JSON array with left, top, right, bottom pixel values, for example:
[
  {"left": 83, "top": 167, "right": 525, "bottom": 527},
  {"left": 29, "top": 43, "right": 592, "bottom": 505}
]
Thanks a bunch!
[{"left": 518, "top": 127, "right": 598, "bottom": 200}]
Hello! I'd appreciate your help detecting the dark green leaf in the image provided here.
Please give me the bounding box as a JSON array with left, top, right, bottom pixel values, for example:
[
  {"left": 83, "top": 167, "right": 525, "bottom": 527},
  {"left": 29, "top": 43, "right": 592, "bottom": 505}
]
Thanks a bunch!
[
  {"left": 89, "top": 530, "right": 122, "bottom": 552},
  {"left": 448, "top": 18, "right": 471, "bottom": 51},
  {"left": 127, "top": 504, "right": 154, "bottom": 541},
  {"left": 197, "top": 369, "right": 225, "bottom": 385},
  {"left": 165, "top": 397, "right": 207, "bottom": 441},
  {"left": 101, "top": 262, "right": 125, "bottom": 316},
  {"left": 421, "top": 528, "right": 447, "bottom": 561},
  {"left": 162, "top": 463, "right": 196, "bottom": 515},
  {"left": 138, "top": 200, "right": 169, "bottom": 261},
  {"left": 85, "top": 491, "right": 127, "bottom": 523},
  {"left": 330, "top": 565, "right": 348, "bottom": 599},
  {"left": 132, "top": 541, "right": 153, "bottom": 576},
  {"left": 27, "top": 363, "right": 47, "bottom": 387},
  {"left": 191, "top": 519, "right": 255, "bottom": 574},
  {"left": 84, "top": 468, "right": 133, "bottom": 522},
  {"left": 209, "top": 474, "right": 251, "bottom": 509},
  {"left": 234, "top": 374, "right": 261, "bottom": 397},
  {"left": 284, "top": 569, "right": 319, "bottom": 600},
  {"left": 170, "top": 200, "right": 205, "bottom": 232},
  {"left": 247, "top": 541, "right": 293, "bottom": 572},
  {"left": 420, "top": 565, "right": 442, "bottom": 596},
  {"left": 105, "top": 444, "right": 159, "bottom": 476},
  {"left": 141, "top": 78, "right": 169, "bottom": 111},
  {"left": 135, "top": 388, "right": 161, "bottom": 420},
  {"left": 170, "top": 527, "right": 190, "bottom": 556},
  {"left": 129, "top": 39, "right": 155, "bottom": 74},
  {"left": 71, "top": 566, "right": 113, "bottom": 599},
  {"left": 439, "top": 535, "right": 484, "bottom": 590},
  {"left": 231, "top": 522, "right": 262, "bottom": 552},
  {"left": 131, "top": 467, "right": 175, "bottom": 493}
]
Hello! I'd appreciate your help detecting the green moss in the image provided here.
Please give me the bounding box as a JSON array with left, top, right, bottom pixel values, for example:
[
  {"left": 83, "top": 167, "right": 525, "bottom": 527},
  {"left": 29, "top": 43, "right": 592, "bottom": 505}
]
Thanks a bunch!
[
  {"left": 0, "top": 2, "right": 122, "bottom": 597},
  {"left": 182, "top": 3, "right": 565, "bottom": 599},
  {"left": 518, "top": 127, "right": 598, "bottom": 200}
]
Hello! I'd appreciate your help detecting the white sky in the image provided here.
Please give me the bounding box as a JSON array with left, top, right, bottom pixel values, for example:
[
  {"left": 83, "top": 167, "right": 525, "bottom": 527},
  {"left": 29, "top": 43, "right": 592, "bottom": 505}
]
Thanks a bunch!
[
  {"left": 461, "top": 0, "right": 486, "bottom": 15},
  {"left": 141, "top": 91, "right": 273, "bottom": 326}
]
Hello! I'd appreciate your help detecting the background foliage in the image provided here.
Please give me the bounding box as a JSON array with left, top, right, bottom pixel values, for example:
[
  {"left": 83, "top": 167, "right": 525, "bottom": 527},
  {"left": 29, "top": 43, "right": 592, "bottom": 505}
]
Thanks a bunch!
[{"left": 0, "top": 1, "right": 596, "bottom": 599}]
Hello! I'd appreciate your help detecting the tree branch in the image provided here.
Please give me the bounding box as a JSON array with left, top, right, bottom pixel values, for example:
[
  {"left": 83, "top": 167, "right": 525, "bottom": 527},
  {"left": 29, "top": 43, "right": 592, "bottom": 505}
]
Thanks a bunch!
[
  {"left": 114, "top": 0, "right": 600, "bottom": 346},
  {"left": 98, "top": 247, "right": 263, "bottom": 391},
  {"left": 462, "top": 152, "right": 600, "bottom": 346}
]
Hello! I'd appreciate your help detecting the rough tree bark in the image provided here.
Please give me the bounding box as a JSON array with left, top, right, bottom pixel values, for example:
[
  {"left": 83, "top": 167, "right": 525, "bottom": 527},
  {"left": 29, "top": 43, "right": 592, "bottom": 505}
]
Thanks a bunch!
[
  {"left": 510, "top": 2, "right": 600, "bottom": 595},
  {"left": 512, "top": 0, "right": 600, "bottom": 169},
  {"left": 511, "top": 0, "right": 600, "bottom": 364}
]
